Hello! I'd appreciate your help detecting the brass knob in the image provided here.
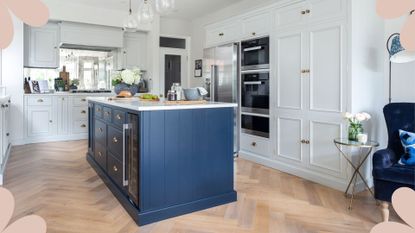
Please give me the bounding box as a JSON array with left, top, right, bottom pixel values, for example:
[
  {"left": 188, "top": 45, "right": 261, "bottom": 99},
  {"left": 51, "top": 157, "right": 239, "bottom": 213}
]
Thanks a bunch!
[
  {"left": 81, "top": 99, "right": 86, "bottom": 102},
  {"left": 301, "top": 139, "right": 306, "bottom": 144},
  {"left": 219, "top": 32, "right": 224, "bottom": 36},
  {"left": 81, "top": 110, "right": 86, "bottom": 114},
  {"left": 37, "top": 99, "right": 43, "bottom": 103},
  {"left": 305, "top": 9, "right": 310, "bottom": 14},
  {"left": 306, "top": 140, "right": 310, "bottom": 144},
  {"left": 113, "top": 137, "right": 118, "bottom": 143},
  {"left": 97, "top": 108, "right": 101, "bottom": 112},
  {"left": 113, "top": 165, "right": 118, "bottom": 172},
  {"left": 301, "top": 70, "right": 307, "bottom": 73},
  {"left": 301, "top": 10, "right": 306, "bottom": 15},
  {"left": 105, "top": 111, "right": 111, "bottom": 116},
  {"left": 49, "top": 120, "right": 53, "bottom": 123},
  {"left": 81, "top": 124, "right": 86, "bottom": 128},
  {"left": 252, "top": 142, "right": 257, "bottom": 147},
  {"left": 252, "top": 32, "right": 256, "bottom": 36},
  {"left": 98, "top": 151, "right": 102, "bottom": 157},
  {"left": 116, "top": 114, "right": 121, "bottom": 120},
  {"left": 99, "top": 127, "right": 103, "bottom": 132}
]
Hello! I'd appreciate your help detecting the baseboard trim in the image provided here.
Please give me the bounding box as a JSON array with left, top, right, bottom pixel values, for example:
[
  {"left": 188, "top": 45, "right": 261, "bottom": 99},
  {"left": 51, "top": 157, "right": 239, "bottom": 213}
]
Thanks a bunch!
[
  {"left": 11, "top": 134, "right": 88, "bottom": 146},
  {"left": 0, "top": 143, "right": 12, "bottom": 186},
  {"left": 239, "top": 150, "right": 373, "bottom": 192}
]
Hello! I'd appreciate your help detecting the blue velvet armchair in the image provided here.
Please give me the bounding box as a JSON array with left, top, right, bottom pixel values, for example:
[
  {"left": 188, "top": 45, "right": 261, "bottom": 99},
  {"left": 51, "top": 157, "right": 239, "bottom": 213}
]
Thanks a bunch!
[{"left": 373, "top": 103, "right": 415, "bottom": 221}]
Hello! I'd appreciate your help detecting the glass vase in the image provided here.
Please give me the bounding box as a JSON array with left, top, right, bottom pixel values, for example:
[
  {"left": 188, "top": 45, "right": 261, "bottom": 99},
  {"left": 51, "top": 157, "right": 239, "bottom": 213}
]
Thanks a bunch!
[{"left": 348, "top": 123, "right": 363, "bottom": 141}]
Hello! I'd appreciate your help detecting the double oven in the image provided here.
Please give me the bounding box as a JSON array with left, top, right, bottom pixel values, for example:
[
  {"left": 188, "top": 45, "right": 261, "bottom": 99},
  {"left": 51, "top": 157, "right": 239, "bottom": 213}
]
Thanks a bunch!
[{"left": 241, "top": 36, "right": 270, "bottom": 138}]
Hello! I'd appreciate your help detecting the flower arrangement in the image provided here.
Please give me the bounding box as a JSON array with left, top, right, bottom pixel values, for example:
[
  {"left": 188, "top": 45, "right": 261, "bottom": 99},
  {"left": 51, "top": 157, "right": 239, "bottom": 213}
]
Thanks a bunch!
[
  {"left": 343, "top": 112, "right": 371, "bottom": 141},
  {"left": 112, "top": 68, "right": 142, "bottom": 86},
  {"left": 112, "top": 68, "right": 142, "bottom": 96}
]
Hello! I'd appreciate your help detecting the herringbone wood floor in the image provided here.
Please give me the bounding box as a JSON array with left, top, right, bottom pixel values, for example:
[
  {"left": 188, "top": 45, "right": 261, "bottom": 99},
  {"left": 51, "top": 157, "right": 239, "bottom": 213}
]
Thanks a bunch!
[{"left": 3, "top": 140, "right": 400, "bottom": 233}]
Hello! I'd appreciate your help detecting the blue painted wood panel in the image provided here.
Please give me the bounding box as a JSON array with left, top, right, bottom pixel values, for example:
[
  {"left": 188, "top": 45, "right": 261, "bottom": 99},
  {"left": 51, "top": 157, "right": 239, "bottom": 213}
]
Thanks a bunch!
[{"left": 140, "top": 108, "right": 235, "bottom": 212}]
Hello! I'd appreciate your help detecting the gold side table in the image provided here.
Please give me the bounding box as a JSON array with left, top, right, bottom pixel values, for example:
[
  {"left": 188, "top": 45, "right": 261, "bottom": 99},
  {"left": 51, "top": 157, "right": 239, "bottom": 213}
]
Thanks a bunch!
[{"left": 334, "top": 138, "right": 380, "bottom": 210}]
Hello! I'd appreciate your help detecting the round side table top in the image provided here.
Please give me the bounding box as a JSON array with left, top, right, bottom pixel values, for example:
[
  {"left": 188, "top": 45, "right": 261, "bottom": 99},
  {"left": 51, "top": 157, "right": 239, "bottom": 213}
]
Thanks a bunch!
[{"left": 333, "top": 138, "right": 380, "bottom": 148}]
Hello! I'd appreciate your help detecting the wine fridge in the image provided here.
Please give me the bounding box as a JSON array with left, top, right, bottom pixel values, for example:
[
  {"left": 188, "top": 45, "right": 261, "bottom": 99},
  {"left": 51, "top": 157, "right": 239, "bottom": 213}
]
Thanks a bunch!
[{"left": 123, "top": 113, "right": 139, "bottom": 207}]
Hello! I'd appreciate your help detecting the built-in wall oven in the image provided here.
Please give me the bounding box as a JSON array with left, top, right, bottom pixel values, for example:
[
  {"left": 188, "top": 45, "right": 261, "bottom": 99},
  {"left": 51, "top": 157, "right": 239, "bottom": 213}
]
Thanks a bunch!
[
  {"left": 241, "top": 36, "right": 270, "bottom": 71},
  {"left": 241, "top": 71, "right": 269, "bottom": 115},
  {"left": 241, "top": 114, "right": 269, "bottom": 138}
]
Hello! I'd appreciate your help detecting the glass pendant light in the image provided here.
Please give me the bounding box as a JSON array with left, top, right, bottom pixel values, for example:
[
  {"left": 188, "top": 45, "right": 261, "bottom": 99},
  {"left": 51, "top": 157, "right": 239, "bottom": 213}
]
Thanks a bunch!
[
  {"left": 123, "top": 0, "right": 138, "bottom": 32},
  {"left": 137, "top": 0, "right": 154, "bottom": 24},
  {"left": 155, "top": 0, "right": 175, "bottom": 14}
]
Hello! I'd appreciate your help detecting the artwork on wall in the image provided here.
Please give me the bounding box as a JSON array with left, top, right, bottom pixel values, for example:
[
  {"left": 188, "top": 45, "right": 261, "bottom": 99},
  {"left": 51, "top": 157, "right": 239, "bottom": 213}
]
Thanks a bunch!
[{"left": 194, "top": 59, "right": 202, "bottom": 77}]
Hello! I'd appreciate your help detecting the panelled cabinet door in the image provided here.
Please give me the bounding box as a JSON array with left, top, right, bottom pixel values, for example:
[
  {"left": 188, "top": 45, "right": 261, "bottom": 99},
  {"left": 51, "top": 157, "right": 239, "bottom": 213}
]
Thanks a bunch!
[
  {"left": 2, "top": 104, "right": 10, "bottom": 157},
  {"left": 308, "top": 22, "right": 346, "bottom": 113},
  {"left": 123, "top": 32, "right": 147, "bottom": 70},
  {"left": 57, "top": 97, "right": 69, "bottom": 135},
  {"left": 275, "top": 3, "right": 307, "bottom": 29},
  {"left": 276, "top": 30, "right": 306, "bottom": 110},
  {"left": 242, "top": 12, "right": 272, "bottom": 39},
  {"left": 27, "top": 106, "right": 55, "bottom": 137},
  {"left": 205, "top": 22, "right": 242, "bottom": 47},
  {"left": 307, "top": 0, "right": 346, "bottom": 24},
  {"left": 25, "top": 23, "right": 60, "bottom": 68}
]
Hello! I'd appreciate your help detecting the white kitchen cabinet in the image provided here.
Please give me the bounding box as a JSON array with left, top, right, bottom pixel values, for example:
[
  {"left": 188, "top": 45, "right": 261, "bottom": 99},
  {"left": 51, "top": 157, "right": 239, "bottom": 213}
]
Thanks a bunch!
[
  {"left": 240, "top": 133, "right": 270, "bottom": 158},
  {"left": 242, "top": 12, "right": 272, "bottom": 39},
  {"left": 205, "top": 22, "right": 242, "bottom": 48},
  {"left": 275, "top": 0, "right": 346, "bottom": 30},
  {"left": 24, "top": 22, "right": 60, "bottom": 68},
  {"left": 0, "top": 96, "right": 11, "bottom": 185},
  {"left": 27, "top": 106, "right": 55, "bottom": 138},
  {"left": 57, "top": 96, "right": 69, "bottom": 135},
  {"left": 122, "top": 32, "right": 148, "bottom": 70},
  {"left": 274, "top": 20, "right": 347, "bottom": 178},
  {"left": 24, "top": 94, "right": 112, "bottom": 143}
]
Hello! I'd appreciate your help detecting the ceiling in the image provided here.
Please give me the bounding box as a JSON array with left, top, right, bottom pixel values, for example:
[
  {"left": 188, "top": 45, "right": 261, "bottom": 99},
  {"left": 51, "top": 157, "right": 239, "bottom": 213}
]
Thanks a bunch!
[{"left": 67, "top": 0, "right": 244, "bottom": 20}]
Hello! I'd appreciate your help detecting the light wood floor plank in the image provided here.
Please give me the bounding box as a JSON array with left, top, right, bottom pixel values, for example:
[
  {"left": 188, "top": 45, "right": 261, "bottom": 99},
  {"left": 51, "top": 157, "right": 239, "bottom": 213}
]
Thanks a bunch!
[{"left": 3, "top": 140, "right": 401, "bottom": 233}]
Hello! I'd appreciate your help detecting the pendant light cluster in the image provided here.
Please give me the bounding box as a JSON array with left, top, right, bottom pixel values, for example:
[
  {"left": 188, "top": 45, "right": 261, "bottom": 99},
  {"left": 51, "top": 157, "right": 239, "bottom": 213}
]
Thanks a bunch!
[{"left": 123, "top": 0, "right": 175, "bottom": 31}]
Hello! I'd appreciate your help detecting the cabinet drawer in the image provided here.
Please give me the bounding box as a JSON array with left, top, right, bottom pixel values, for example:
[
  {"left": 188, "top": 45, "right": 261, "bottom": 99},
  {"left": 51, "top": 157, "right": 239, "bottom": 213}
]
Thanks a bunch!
[
  {"left": 240, "top": 133, "right": 270, "bottom": 157},
  {"left": 112, "top": 110, "right": 125, "bottom": 128},
  {"left": 242, "top": 12, "right": 271, "bottom": 38},
  {"left": 72, "top": 106, "right": 88, "bottom": 120},
  {"left": 275, "top": 3, "right": 306, "bottom": 29},
  {"left": 95, "top": 105, "right": 103, "bottom": 119},
  {"left": 308, "top": 0, "right": 346, "bottom": 23},
  {"left": 107, "top": 153, "right": 123, "bottom": 188},
  {"left": 73, "top": 96, "right": 88, "bottom": 107},
  {"left": 206, "top": 22, "right": 242, "bottom": 47},
  {"left": 27, "top": 96, "right": 52, "bottom": 106},
  {"left": 72, "top": 120, "right": 88, "bottom": 134},
  {"left": 94, "top": 142, "right": 107, "bottom": 171},
  {"left": 103, "top": 107, "right": 112, "bottom": 123},
  {"left": 94, "top": 120, "right": 106, "bottom": 145},
  {"left": 107, "top": 126, "right": 123, "bottom": 159}
]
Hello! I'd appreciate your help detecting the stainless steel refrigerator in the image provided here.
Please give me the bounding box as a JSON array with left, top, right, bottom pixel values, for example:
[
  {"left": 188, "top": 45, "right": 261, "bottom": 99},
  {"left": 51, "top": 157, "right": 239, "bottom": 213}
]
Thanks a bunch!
[{"left": 203, "top": 43, "right": 240, "bottom": 154}]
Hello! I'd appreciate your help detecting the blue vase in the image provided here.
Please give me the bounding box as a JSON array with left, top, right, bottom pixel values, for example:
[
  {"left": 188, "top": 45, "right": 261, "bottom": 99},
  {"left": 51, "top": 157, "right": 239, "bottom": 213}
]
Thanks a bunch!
[{"left": 114, "top": 83, "right": 138, "bottom": 96}]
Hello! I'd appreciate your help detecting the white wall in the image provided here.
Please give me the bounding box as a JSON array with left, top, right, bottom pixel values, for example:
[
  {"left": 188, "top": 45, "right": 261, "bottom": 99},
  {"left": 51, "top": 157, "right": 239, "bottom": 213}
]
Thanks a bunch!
[
  {"left": 384, "top": 17, "right": 415, "bottom": 103},
  {"left": 1, "top": 16, "right": 24, "bottom": 143},
  {"left": 160, "top": 18, "right": 192, "bottom": 37}
]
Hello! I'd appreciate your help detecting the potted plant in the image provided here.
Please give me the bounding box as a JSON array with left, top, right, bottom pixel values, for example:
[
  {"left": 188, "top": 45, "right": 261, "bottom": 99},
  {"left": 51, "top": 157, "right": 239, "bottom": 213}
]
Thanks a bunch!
[
  {"left": 55, "top": 79, "right": 65, "bottom": 92},
  {"left": 112, "top": 68, "right": 142, "bottom": 96},
  {"left": 70, "top": 79, "right": 80, "bottom": 90},
  {"left": 344, "top": 112, "right": 371, "bottom": 141}
]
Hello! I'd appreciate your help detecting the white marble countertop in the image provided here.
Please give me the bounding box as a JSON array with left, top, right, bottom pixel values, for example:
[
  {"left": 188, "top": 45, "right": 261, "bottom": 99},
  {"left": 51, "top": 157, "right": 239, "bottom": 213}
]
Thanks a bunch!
[
  {"left": 87, "top": 97, "right": 238, "bottom": 111},
  {"left": 24, "top": 92, "right": 114, "bottom": 96},
  {"left": 0, "top": 95, "right": 11, "bottom": 104}
]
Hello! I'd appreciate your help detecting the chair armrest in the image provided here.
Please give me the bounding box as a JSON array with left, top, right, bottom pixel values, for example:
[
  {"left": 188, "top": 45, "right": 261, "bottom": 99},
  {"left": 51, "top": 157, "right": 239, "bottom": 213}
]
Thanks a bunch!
[{"left": 373, "top": 148, "right": 398, "bottom": 170}]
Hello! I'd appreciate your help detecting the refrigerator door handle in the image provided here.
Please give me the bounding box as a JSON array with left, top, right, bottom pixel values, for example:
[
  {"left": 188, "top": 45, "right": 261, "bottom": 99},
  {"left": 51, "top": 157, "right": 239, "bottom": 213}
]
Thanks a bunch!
[{"left": 211, "top": 65, "right": 217, "bottom": 101}]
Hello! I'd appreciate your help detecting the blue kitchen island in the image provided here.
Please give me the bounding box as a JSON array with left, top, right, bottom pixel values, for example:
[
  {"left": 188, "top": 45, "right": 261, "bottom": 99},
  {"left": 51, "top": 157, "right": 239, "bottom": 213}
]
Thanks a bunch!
[{"left": 86, "top": 97, "right": 237, "bottom": 226}]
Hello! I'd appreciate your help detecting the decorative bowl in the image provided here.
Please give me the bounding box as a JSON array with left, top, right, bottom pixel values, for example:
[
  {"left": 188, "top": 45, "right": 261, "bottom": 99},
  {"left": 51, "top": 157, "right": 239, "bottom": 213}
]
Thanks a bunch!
[{"left": 183, "top": 88, "right": 202, "bottom": 101}]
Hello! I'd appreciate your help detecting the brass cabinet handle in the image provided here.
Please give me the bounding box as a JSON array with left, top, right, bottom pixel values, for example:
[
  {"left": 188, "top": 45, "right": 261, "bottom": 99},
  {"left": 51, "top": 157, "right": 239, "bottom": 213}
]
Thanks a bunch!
[
  {"left": 113, "top": 137, "right": 118, "bottom": 143},
  {"left": 301, "top": 10, "right": 306, "bottom": 15},
  {"left": 81, "top": 110, "right": 87, "bottom": 114},
  {"left": 113, "top": 165, "right": 118, "bottom": 172},
  {"left": 252, "top": 142, "right": 257, "bottom": 147},
  {"left": 99, "top": 127, "right": 103, "bottom": 132},
  {"left": 49, "top": 120, "right": 53, "bottom": 123},
  {"left": 219, "top": 32, "right": 224, "bottom": 36},
  {"left": 37, "top": 99, "right": 44, "bottom": 103},
  {"left": 98, "top": 151, "right": 102, "bottom": 157},
  {"left": 252, "top": 32, "right": 256, "bottom": 36},
  {"left": 116, "top": 114, "right": 122, "bottom": 120},
  {"left": 305, "top": 9, "right": 311, "bottom": 14},
  {"left": 301, "top": 140, "right": 310, "bottom": 144},
  {"left": 105, "top": 111, "right": 111, "bottom": 116},
  {"left": 81, "top": 98, "right": 86, "bottom": 102},
  {"left": 81, "top": 124, "right": 86, "bottom": 128},
  {"left": 301, "top": 139, "right": 306, "bottom": 144}
]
